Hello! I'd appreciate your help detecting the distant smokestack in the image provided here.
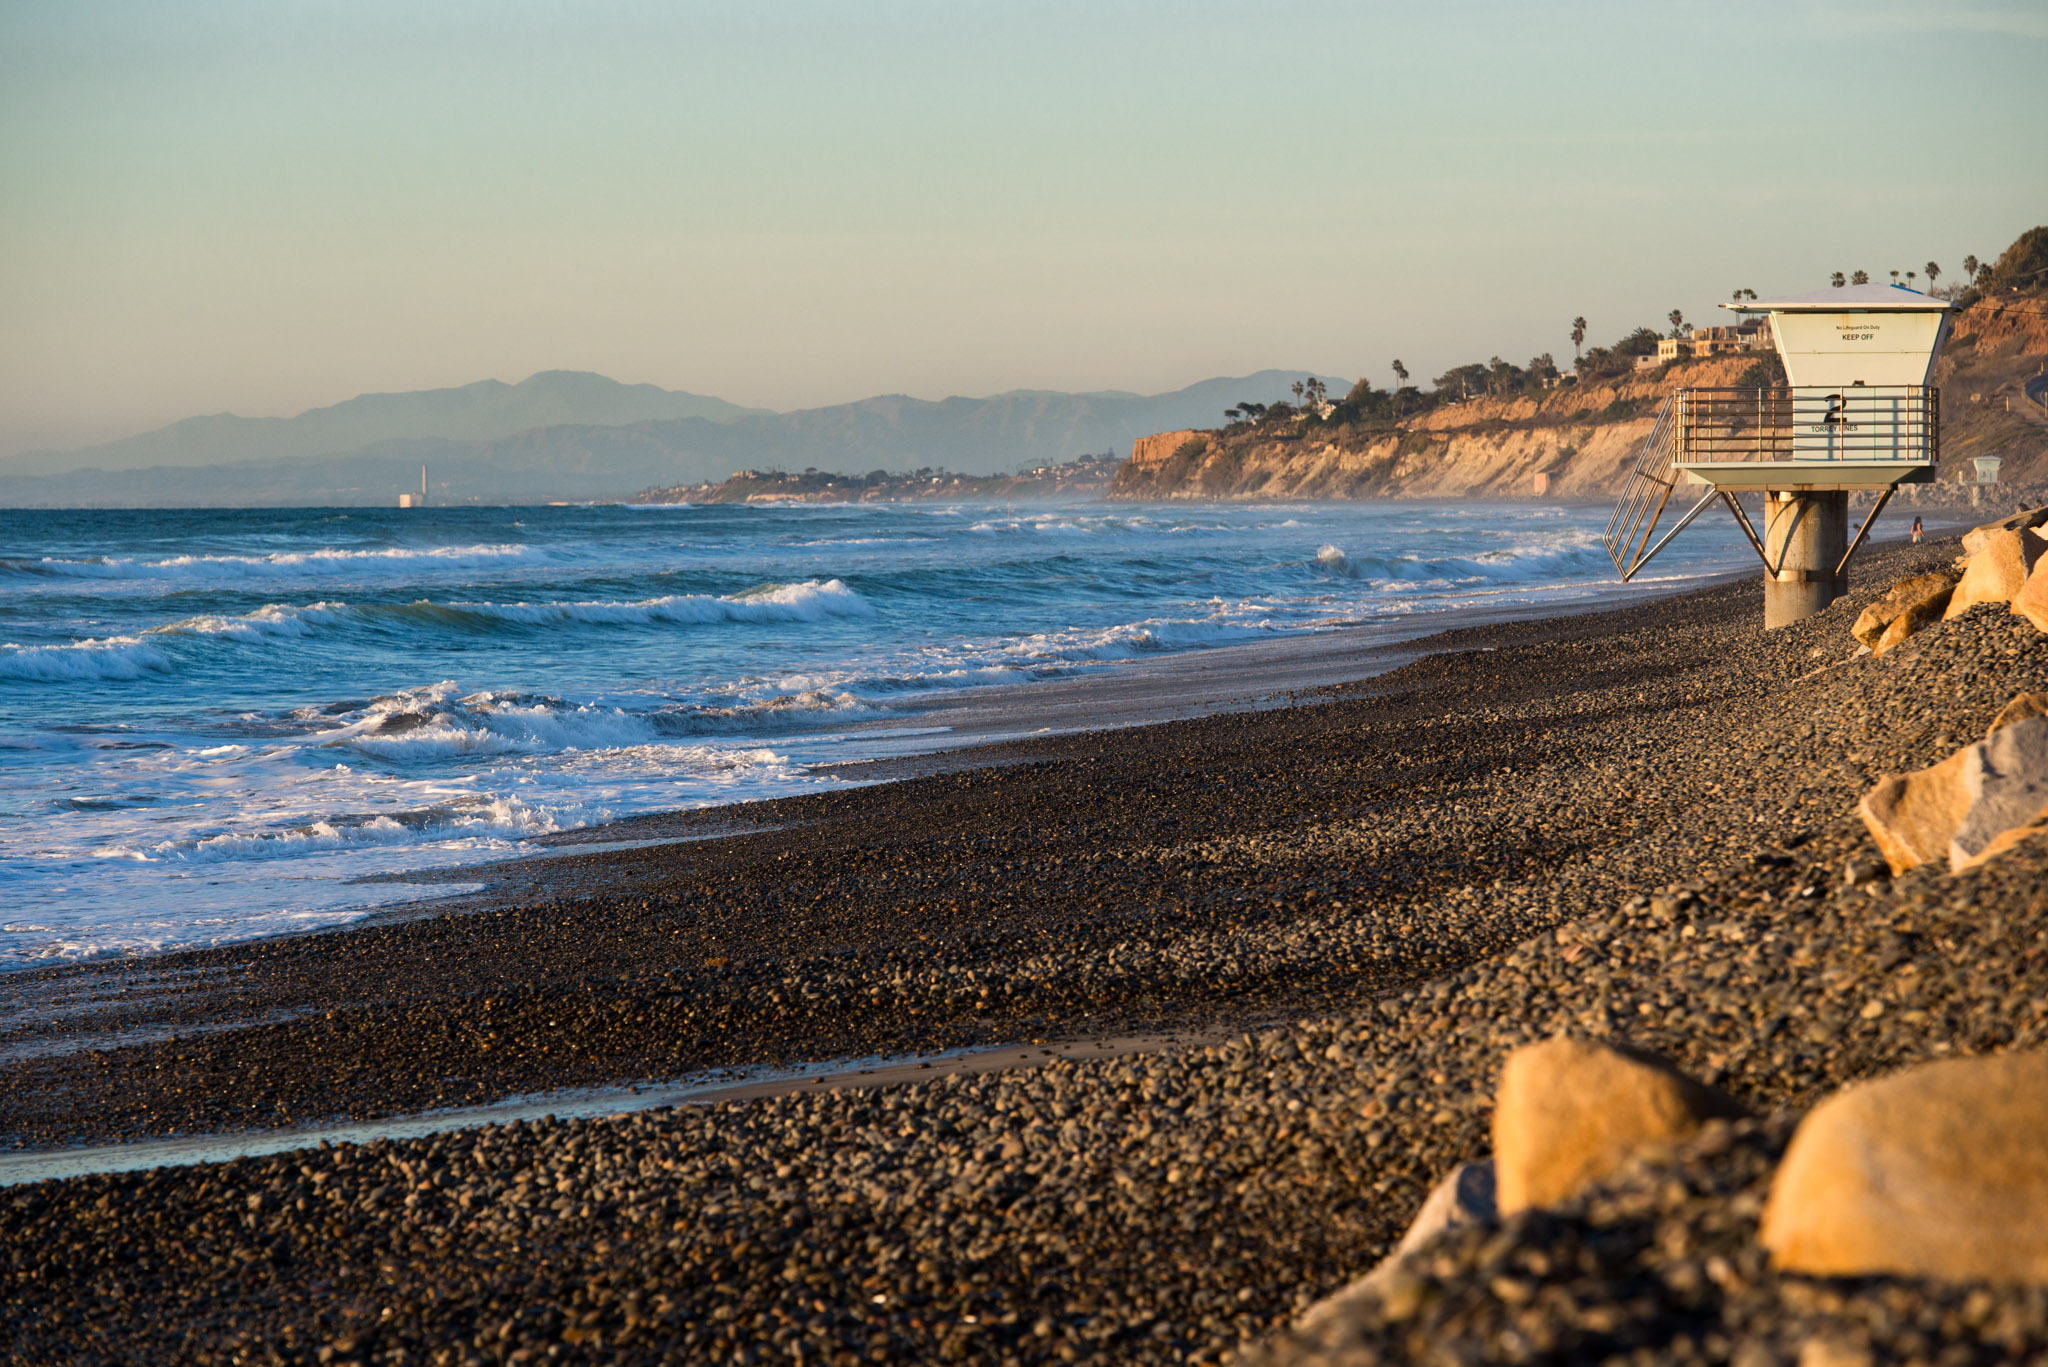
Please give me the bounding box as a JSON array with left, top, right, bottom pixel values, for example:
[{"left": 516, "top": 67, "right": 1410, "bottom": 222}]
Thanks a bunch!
[{"left": 421, "top": 464, "right": 428, "bottom": 504}]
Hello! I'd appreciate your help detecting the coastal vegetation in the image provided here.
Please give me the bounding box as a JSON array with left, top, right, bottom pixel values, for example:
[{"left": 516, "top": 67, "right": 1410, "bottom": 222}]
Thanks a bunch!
[{"left": 636, "top": 452, "right": 1121, "bottom": 505}]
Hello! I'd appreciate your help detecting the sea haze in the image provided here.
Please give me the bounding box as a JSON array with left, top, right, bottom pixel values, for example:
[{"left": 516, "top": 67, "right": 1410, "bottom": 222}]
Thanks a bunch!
[{"left": 0, "top": 501, "right": 1756, "bottom": 966}]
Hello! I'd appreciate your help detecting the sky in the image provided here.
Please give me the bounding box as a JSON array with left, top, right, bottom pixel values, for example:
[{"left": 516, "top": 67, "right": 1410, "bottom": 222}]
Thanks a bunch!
[{"left": 1, "top": 0, "right": 2043, "bottom": 457}]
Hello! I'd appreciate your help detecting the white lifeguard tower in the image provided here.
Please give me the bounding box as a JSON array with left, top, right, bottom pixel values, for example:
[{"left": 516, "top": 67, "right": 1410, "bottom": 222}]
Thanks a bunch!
[{"left": 1604, "top": 282, "right": 1951, "bottom": 627}]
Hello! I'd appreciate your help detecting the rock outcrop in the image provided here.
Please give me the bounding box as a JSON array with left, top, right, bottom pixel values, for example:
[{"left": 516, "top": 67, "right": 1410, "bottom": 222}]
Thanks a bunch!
[
  {"left": 1858, "top": 692, "right": 2048, "bottom": 874},
  {"left": 1762, "top": 1049, "right": 2048, "bottom": 1282},
  {"left": 1943, "top": 508, "right": 2048, "bottom": 619},
  {"left": 1123, "top": 430, "right": 1202, "bottom": 473},
  {"left": 1492, "top": 1037, "right": 1747, "bottom": 1215},
  {"left": 1851, "top": 570, "right": 1958, "bottom": 653}
]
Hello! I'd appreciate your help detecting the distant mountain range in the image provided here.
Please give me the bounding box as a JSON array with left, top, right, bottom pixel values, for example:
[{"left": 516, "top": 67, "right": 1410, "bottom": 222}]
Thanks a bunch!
[{"left": 0, "top": 370, "right": 1340, "bottom": 507}]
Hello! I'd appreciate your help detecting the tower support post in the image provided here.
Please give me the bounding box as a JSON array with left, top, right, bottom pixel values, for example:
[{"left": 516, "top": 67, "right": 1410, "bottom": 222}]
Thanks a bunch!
[{"left": 1763, "top": 489, "right": 1848, "bottom": 628}]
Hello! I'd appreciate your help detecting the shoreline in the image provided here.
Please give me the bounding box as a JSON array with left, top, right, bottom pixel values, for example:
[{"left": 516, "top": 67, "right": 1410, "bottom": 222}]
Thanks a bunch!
[
  {"left": 0, "top": 534, "right": 1933, "bottom": 1154},
  {"left": 8, "top": 526, "right": 2048, "bottom": 1364},
  {"left": 1, "top": 550, "right": 1760, "bottom": 983}
]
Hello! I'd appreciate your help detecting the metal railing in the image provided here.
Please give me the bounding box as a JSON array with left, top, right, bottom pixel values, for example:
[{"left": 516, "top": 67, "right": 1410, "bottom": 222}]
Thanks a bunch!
[
  {"left": 1604, "top": 385, "right": 1938, "bottom": 581},
  {"left": 1675, "top": 385, "right": 1938, "bottom": 464}
]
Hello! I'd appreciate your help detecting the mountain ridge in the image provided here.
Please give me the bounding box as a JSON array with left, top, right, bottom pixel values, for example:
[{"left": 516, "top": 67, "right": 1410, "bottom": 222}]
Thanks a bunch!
[
  {"left": 0, "top": 370, "right": 1340, "bottom": 507},
  {"left": 4, "top": 371, "right": 768, "bottom": 477}
]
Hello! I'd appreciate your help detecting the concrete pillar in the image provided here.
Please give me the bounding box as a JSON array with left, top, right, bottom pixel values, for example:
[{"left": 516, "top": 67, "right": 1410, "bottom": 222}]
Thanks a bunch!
[{"left": 1763, "top": 490, "right": 1848, "bottom": 629}]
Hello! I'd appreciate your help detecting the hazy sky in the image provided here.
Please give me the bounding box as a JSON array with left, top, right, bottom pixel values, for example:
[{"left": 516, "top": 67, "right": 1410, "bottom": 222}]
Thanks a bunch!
[{"left": 2, "top": 0, "right": 2043, "bottom": 456}]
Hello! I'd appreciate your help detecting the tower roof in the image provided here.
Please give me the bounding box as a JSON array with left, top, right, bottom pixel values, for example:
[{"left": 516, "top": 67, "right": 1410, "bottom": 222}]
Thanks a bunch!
[{"left": 1722, "top": 283, "right": 1952, "bottom": 313}]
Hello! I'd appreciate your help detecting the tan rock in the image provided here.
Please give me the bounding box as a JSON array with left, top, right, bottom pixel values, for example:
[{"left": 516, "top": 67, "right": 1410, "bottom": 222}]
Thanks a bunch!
[
  {"left": 1951, "top": 714, "right": 2048, "bottom": 870},
  {"left": 1852, "top": 570, "right": 1957, "bottom": 652},
  {"left": 1989, "top": 691, "right": 2048, "bottom": 732},
  {"left": 1491, "top": 1037, "right": 1747, "bottom": 1214},
  {"left": 1857, "top": 699, "right": 2048, "bottom": 874},
  {"left": 1959, "top": 504, "right": 2048, "bottom": 559},
  {"left": 2016, "top": 543, "right": 2048, "bottom": 633},
  {"left": 1944, "top": 508, "right": 2048, "bottom": 620},
  {"left": 1856, "top": 746, "right": 1974, "bottom": 874},
  {"left": 1761, "top": 1050, "right": 2048, "bottom": 1282}
]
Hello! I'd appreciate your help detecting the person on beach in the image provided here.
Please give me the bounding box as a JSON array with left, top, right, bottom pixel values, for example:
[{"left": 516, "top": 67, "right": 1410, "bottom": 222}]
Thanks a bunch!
[{"left": 1911, "top": 515, "right": 1923, "bottom": 544}]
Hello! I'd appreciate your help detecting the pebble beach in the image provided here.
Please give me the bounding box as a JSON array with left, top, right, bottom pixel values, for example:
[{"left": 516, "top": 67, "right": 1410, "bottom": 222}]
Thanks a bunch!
[{"left": 7, "top": 533, "right": 2048, "bottom": 1366}]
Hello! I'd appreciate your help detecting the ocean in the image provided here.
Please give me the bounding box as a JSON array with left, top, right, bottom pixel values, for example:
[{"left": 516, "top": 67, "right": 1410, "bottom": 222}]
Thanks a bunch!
[{"left": 0, "top": 500, "right": 1756, "bottom": 967}]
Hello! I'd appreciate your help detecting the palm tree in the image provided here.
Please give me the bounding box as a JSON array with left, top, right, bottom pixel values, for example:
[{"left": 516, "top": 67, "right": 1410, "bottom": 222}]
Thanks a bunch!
[
  {"left": 1890, "top": 270, "right": 1901, "bottom": 284},
  {"left": 1925, "top": 261, "right": 1941, "bottom": 292},
  {"left": 1391, "top": 359, "right": 1409, "bottom": 390},
  {"left": 1851, "top": 270, "right": 1869, "bottom": 285},
  {"left": 1831, "top": 272, "right": 1846, "bottom": 288},
  {"left": 1964, "top": 254, "right": 1981, "bottom": 282},
  {"left": 1569, "top": 317, "right": 1587, "bottom": 362},
  {"left": 1668, "top": 308, "right": 1687, "bottom": 338}
]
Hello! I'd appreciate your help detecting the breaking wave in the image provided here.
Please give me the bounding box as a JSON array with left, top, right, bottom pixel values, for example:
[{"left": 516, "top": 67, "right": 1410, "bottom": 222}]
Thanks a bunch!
[
  {"left": 0, "top": 543, "right": 553, "bottom": 582},
  {"left": 1315, "top": 531, "right": 1608, "bottom": 585},
  {"left": 0, "top": 636, "right": 174, "bottom": 681},
  {"left": 0, "top": 582, "right": 874, "bottom": 682}
]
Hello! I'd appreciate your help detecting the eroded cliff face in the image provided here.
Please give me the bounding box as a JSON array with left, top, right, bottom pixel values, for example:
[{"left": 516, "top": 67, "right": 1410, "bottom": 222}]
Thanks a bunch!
[
  {"left": 1109, "top": 357, "right": 1759, "bottom": 502},
  {"left": 1113, "top": 299, "right": 2047, "bottom": 502}
]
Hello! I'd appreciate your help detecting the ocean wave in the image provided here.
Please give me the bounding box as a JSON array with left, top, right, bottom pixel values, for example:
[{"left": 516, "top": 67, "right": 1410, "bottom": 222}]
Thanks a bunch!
[
  {"left": 148, "top": 602, "right": 351, "bottom": 642},
  {"left": 647, "top": 688, "right": 881, "bottom": 733},
  {"left": 0, "top": 635, "right": 174, "bottom": 681},
  {"left": 0, "top": 543, "right": 551, "bottom": 583},
  {"left": 318, "top": 683, "right": 846, "bottom": 762},
  {"left": 439, "top": 579, "right": 874, "bottom": 629},
  {"left": 1, "top": 582, "right": 874, "bottom": 684},
  {"left": 1316, "top": 533, "right": 1607, "bottom": 585},
  {"left": 107, "top": 795, "right": 563, "bottom": 865}
]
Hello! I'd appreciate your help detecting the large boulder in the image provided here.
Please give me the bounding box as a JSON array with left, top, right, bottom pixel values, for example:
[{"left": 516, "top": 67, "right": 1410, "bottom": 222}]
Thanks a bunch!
[
  {"left": 1851, "top": 570, "right": 1958, "bottom": 652},
  {"left": 1491, "top": 1037, "right": 1747, "bottom": 1214},
  {"left": 2015, "top": 542, "right": 2048, "bottom": 633},
  {"left": 1856, "top": 747, "right": 1975, "bottom": 873},
  {"left": 1944, "top": 507, "right": 2048, "bottom": 620},
  {"left": 1858, "top": 695, "right": 2048, "bottom": 873},
  {"left": 1951, "top": 712, "right": 2048, "bottom": 870},
  {"left": 1762, "top": 1050, "right": 2048, "bottom": 1282}
]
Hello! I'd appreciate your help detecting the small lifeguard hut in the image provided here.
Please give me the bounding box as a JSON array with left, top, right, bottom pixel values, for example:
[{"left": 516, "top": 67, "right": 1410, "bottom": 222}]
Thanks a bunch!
[{"left": 1604, "top": 282, "right": 1951, "bottom": 627}]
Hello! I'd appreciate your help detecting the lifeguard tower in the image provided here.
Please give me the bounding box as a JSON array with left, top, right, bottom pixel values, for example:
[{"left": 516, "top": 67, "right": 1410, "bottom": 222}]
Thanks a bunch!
[{"left": 1603, "top": 282, "right": 1951, "bottom": 627}]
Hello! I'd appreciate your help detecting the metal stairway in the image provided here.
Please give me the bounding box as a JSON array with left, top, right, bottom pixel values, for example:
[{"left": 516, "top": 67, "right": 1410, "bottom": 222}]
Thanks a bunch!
[{"left": 1601, "top": 392, "right": 1722, "bottom": 580}]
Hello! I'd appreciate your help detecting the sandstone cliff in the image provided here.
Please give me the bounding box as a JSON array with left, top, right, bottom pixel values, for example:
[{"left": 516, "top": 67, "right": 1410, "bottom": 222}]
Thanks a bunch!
[
  {"left": 1112, "top": 299, "right": 2048, "bottom": 503},
  {"left": 1110, "top": 356, "right": 1758, "bottom": 502}
]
